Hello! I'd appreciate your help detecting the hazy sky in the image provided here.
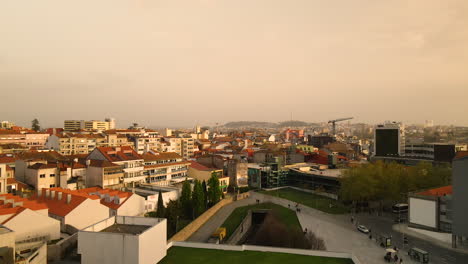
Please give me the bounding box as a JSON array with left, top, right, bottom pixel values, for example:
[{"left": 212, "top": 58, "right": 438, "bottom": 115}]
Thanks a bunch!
[{"left": 1, "top": 0, "right": 467, "bottom": 128}]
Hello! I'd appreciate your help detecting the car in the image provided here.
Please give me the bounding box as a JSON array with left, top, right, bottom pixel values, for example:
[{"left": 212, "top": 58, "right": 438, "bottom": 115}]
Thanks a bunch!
[
  {"left": 357, "top": 225, "right": 370, "bottom": 234},
  {"left": 394, "top": 217, "right": 407, "bottom": 223}
]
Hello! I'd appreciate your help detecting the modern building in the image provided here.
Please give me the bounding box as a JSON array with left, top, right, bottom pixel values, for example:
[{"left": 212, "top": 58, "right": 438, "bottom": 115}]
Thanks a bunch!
[
  {"left": 64, "top": 118, "right": 116, "bottom": 131},
  {"left": 87, "top": 146, "right": 145, "bottom": 187},
  {"left": 78, "top": 216, "right": 167, "bottom": 264},
  {"left": 142, "top": 152, "right": 189, "bottom": 186},
  {"left": 408, "top": 185, "right": 452, "bottom": 232},
  {"left": 374, "top": 122, "right": 405, "bottom": 157},
  {"left": 452, "top": 151, "right": 468, "bottom": 248},
  {"left": 307, "top": 134, "right": 334, "bottom": 148},
  {"left": 404, "top": 143, "right": 456, "bottom": 163}
]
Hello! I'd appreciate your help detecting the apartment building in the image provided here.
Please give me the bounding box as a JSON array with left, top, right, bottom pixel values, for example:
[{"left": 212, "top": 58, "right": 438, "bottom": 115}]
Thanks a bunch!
[
  {"left": 86, "top": 160, "right": 124, "bottom": 189},
  {"left": 163, "top": 137, "right": 195, "bottom": 159},
  {"left": 46, "top": 133, "right": 133, "bottom": 155},
  {"left": 132, "top": 136, "right": 162, "bottom": 154},
  {"left": 0, "top": 121, "right": 15, "bottom": 129},
  {"left": 64, "top": 118, "right": 115, "bottom": 131},
  {"left": 142, "top": 152, "right": 190, "bottom": 185},
  {"left": 0, "top": 130, "right": 26, "bottom": 145},
  {"left": 87, "top": 146, "right": 145, "bottom": 187}
]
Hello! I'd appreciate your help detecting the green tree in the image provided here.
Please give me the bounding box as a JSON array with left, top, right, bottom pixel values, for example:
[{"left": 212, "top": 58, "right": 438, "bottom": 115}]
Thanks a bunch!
[
  {"left": 31, "top": 118, "right": 40, "bottom": 131},
  {"left": 180, "top": 179, "right": 192, "bottom": 219},
  {"left": 207, "top": 173, "right": 223, "bottom": 206},
  {"left": 202, "top": 180, "right": 208, "bottom": 209},
  {"left": 156, "top": 190, "right": 165, "bottom": 218},
  {"left": 192, "top": 180, "right": 205, "bottom": 218},
  {"left": 164, "top": 199, "right": 182, "bottom": 238}
]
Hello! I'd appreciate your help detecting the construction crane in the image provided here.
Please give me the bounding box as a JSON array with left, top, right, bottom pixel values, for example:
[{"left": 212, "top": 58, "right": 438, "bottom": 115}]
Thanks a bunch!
[{"left": 328, "top": 117, "right": 353, "bottom": 137}]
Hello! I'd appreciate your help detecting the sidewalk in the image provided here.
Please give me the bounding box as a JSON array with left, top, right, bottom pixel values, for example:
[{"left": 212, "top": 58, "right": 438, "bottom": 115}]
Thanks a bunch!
[{"left": 393, "top": 224, "right": 468, "bottom": 255}]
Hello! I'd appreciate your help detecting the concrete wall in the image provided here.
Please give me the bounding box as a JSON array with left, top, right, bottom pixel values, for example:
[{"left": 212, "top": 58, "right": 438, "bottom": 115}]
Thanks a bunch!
[
  {"left": 85, "top": 166, "right": 103, "bottom": 187},
  {"left": 64, "top": 199, "right": 109, "bottom": 231},
  {"left": 138, "top": 219, "right": 167, "bottom": 264},
  {"left": 227, "top": 210, "right": 252, "bottom": 244},
  {"left": 118, "top": 194, "right": 145, "bottom": 216},
  {"left": 170, "top": 193, "right": 250, "bottom": 242},
  {"left": 4, "top": 209, "right": 60, "bottom": 243},
  {"left": 47, "top": 233, "right": 78, "bottom": 262}
]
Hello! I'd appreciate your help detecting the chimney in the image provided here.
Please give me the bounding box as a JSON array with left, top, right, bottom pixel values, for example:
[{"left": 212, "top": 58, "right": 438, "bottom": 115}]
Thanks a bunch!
[
  {"left": 37, "top": 190, "right": 42, "bottom": 197},
  {"left": 66, "top": 194, "right": 72, "bottom": 204},
  {"left": 45, "top": 189, "right": 50, "bottom": 198},
  {"left": 58, "top": 192, "right": 63, "bottom": 200},
  {"left": 50, "top": 190, "right": 56, "bottom": 199},
  {"left": 86, "top": 160, "right": 91, "bottom": 167}
]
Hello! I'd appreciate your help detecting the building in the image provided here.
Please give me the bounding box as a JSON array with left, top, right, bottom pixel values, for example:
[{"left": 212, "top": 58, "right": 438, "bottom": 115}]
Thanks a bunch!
[
  {"left": 78, "top": 216, "right": 167, "bottom": 264},
  {"left": 0, "top": 226, "right": 48, "bottom": 264},
  {"left": 374, "top": 122, "right": 405, "bottom": 157},
  {"left": 162, "top": 137, "right": 195, "bottom": 159},
  {"left": 30, "top": 188, "right": 109, "bottom": 232},
  {"left": 452, "top": 151, "right": 468, "bottom": 248},
  {"left": 287, "top": 164, "right": 343, "bottom": 193},
  {"left": 132, "top": 136, "right": 162, "bottom": 154},
  {"left": 77, "top": 187, "right": 145, "bottom": 217},
  {"left": 87, "top": 146, "right": 145, "bottom": 187},
  {"left": 404, "top": 143, "right": 456, "bottom": 163},
  {"left": 0, "top": 121, "right": 15, "bottom": 129},
  {"left": 0, "top": 194, "right": 61, "bottom": 250},
  {"left": 142, "top": 152, "right": 189, "bottom": 186},
  {"left": 307, "top": 134, "right": 334, "bottom": 148},
  {"left": 64, "top": 119, "right": 115, "bottom": 132},
  {"left": 130, "top": 185, "right": 180, "bottom": 212},
  {"left": 0, "top": 130, "right": 26, "bottom": 146},
  {"left": 86, "top": 160, "right": 124, "bottom": 189},
  {"left": 188, "top": 161, "right": 223, "bottom": 182},
  {"left": 408, "top": 185, "right": 452, "bottom": 232}
]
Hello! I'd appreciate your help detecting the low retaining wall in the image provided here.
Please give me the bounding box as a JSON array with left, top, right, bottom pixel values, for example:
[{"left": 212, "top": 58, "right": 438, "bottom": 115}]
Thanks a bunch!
[
  {"left": 169, "top": 192, "right": 250, "bottom": 242},
  {"left": 170, "top": 241, "right": 361, "bottom": 263},
  {"left": 226, "top": 210, "right": 252, "bottom": 244},
  {"left": 47, "top": 233, "right": 78, "bottom": 262}
]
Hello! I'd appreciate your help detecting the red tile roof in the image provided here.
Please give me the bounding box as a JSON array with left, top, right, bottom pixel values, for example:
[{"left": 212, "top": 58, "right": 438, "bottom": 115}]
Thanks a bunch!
[
  {"left": 189, "top": 161, "right": 219, "bottom": 171},
  {"left": 417, "top": 185, "right": 452, "bottom": 197},
  {"left": 142, "top": 152, "right": 183, "bottom": 161},
  {"left": 77, "top": 187, "right": 133, "bottom": 210},
  {"left": 94, "top": 146, "right": 142, "bottom": 162},
  {"left": 88, "top": 159, "right": 121, "bottom": 168},
  {"left": 455, "top": 151, "right": 468, "bottom": 160}
]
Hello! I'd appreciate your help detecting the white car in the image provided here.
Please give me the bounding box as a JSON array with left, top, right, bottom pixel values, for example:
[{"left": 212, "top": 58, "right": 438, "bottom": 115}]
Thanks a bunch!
[{"left": 357, "top": 225, "right": 369, "bottom": 234}]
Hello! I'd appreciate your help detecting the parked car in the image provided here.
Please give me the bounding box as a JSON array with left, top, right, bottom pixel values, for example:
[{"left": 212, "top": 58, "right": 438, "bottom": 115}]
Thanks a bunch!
[{"left": 357, "top": 225, "right": 369, "bottom": 234}]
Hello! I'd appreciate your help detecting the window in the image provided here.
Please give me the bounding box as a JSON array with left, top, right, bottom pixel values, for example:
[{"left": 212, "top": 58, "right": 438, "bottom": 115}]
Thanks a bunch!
[
  {"left": 50, "top": 174, "right": 55, "bottom": 177},
  {"left": 50, "top": 184, "right": 56, "bottom": 188},
  {"left": 39, "top": 174, "right": 46, "bottom": 178}
]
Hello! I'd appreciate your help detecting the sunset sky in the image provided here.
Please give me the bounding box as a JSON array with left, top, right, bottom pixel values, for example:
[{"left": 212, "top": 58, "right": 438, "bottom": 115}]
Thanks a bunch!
[{"left": 1, "top": 0, "right": 467, "bottom": 128}]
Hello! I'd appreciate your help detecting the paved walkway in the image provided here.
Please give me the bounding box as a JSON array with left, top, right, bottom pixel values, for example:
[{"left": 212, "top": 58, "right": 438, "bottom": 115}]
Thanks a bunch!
[
  {"left": 254, "top": 192, "right": 419, "bottom": 264},
  {"left": 187, "top": 196, "right": 256, "bottom": 242}
]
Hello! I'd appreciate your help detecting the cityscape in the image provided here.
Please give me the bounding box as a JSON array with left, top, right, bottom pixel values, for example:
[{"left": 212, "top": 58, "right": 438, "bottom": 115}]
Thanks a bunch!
[{"left": 1, "top": 1, "right": 468, "bottom": 264}]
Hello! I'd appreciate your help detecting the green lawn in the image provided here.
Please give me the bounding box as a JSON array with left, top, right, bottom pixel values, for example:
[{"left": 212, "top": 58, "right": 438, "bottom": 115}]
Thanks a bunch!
[
  {"left": 221, "top": 202, "right": 302, "bottom": 240},
  {"left": 258, "top": 188, "right": 349, "bottom": 214},
  {"left": 159, "top": 246, "right": 354, "bottom": 264}
]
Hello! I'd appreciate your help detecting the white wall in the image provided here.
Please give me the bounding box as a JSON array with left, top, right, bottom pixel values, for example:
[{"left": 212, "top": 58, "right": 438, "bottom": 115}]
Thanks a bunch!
[
  {"left": 117, "top": 194, "right": 145, "bottom": 216},
  {"left": 409, "top": 197, "right": 437, "bottom": 228},
  {"left": 65, "top": 199, "right": 109, "bottom": 230},
  {"left": 138, "top": 219, "right": 167, "bottom": 264},
  {"left": 4, "top": 208, "right": 60, "bottom": 243}
]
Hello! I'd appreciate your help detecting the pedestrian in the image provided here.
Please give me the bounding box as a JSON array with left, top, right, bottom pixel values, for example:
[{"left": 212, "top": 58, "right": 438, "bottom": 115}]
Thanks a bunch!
[
  {"left": 399, "top": 258, "right": 403, "bottom": 264},
  {"left": 288, "top": 204, "right": 290, "bottom": 209}
]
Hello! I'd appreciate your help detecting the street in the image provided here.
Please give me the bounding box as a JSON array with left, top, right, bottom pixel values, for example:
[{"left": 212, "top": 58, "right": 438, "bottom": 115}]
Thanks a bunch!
[{"left": 355, "top": 212, "right": 468, "bottom": 264}]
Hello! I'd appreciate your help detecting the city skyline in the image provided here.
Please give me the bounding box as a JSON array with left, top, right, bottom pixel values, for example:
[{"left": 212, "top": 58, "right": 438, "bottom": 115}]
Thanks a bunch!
[{"left": 1, "top": 0, "right": 468, "bottom": 128}]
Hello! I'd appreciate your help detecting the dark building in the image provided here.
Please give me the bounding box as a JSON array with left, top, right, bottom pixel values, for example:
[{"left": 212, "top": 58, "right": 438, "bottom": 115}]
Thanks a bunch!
[
  {"left": 452, "top": 152, "right": 468, "bottom": 248},
  {"left": 308, "top": 134, "right": 334, "bottom": 148},
  {"left": 374, "top": 124, "right": 402, "bottom": 157}
]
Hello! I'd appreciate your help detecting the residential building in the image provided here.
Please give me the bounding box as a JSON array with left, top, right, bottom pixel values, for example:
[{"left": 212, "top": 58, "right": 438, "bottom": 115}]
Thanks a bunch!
[
  {"left": 77, "top": 187, "right": 145, "bottom": 217},
  {"left": 408, "top": 186, "right": 453, "bottom": 232},
  {"left": 188, "top": 161, "right": 225, "bottom": 188},
  {"left": 64, "top": 119, "right": 115, "bottom": 131},
  {"left": 86, "top": 160, "right": 124, "bottom": 189},
  {"left": 132, "top": 136, "right": 162, "bottom": 154},
  {"left": 0, "top": 121, "right": 15, "bottom": 129},
  {"left": 163, "top": 137, "right": 195, "bottom": 159},
  {"left": 130, "top": 185, "right": 180, "bottom": 212},
  {"left": 46, "top": 133, "right": 133, "bottom": 156},
  {"left": 307, "top": 134, "right": 334, "bottom": 148},
  {"left": 404, "top": 143, "right": 456, "bottom": 163},
  {"left": 0, "top": 143, "right": 28, "bottom": 154},
  {"left": 87, "top": 146, "right": 145, "bottom": 187},
  {"left": 78, "top": 216, "right": 167, "bottom": 264},
  {"left": 64, "top": 120, "right": 84, "bottom": 131},
  {"left": 0, "top": 130, "right": 26, "bottom": 146},
  {"left": 30, "top": 188, "right": 109, "bottom": 231},
  {"left": 142, "top": 152, "right": 189, "bottom": 186}
]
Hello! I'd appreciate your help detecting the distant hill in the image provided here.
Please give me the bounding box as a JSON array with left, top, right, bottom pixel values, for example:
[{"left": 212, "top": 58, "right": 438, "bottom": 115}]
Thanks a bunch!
[{"left": 223, "top": 120, "right": 321, "bottom": 128}]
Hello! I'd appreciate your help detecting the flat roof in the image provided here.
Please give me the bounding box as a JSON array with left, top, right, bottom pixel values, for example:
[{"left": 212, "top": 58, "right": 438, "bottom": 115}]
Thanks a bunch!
[{"left": 100, "top": 224, "right": 151, "bottom": 235}]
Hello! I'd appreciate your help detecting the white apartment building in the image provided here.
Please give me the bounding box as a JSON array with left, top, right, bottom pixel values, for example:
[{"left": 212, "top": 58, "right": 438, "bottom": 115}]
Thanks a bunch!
[{"left": 142, "top": 152, "right": 190, "bottom": 185}]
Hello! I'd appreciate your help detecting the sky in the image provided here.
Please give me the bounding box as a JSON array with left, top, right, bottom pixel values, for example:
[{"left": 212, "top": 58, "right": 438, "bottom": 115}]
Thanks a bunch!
[{"left": 0, "top": 0, "right": 467, "bottom": 128}]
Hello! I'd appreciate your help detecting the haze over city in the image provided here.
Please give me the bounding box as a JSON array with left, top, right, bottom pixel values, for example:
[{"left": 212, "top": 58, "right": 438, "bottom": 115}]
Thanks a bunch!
[{"left": 1, "top": 0, "right": 468, "bottom": 128}]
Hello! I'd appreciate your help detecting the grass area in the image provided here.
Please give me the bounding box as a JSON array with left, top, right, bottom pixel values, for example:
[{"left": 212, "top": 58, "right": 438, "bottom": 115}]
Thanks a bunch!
[
  {"left": 159, "top": 246, "right": 354, "bottom": 264},
  {"left": 221, "top": 202, "right": 302, "bottom": 240},
  {"left": 258, "top": 188, "right": 349, "bottom": 214}
]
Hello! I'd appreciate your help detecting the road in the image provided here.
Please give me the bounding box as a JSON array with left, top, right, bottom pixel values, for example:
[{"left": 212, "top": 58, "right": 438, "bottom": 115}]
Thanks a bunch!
[{"left": 356, "top": 212, "right": 468, "bottom": 264}]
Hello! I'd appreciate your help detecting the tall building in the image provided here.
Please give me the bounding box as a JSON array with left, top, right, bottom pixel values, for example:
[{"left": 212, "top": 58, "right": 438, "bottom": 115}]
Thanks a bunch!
[
  {"left": 373, "top": 122, "right": 405, "bottom": 157},
  {"left": 0, "top": 121, "right": 15, "bottom": 129},
  {"left": 452, "top": 152, "right": 468, "bottom": 247},
  {"left": 64, "top": 119, "right": 115, "bottom": 131}
]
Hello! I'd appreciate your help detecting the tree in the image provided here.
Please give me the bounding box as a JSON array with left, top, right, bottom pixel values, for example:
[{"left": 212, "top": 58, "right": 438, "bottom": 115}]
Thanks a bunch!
[
  {"left": 164, "top": 199, "right": 182, "bottom": 238},
  {"left": 180, "top": 179, "right": 192, "bottom": 219},
  {"left": 202, "top": 180, "right": 208, "bottom": 209},
  {"left": 192, "top": 180, "right": 205, "bottom": 218},
  {"left": 207, "top": 173, "right": 223, "bottom": 206},
  {"left": 31, "top": 118, "right": 40, "bottom": 131},
  {"left": 155, "top": 190, "right": 165, "bottom": 218}
]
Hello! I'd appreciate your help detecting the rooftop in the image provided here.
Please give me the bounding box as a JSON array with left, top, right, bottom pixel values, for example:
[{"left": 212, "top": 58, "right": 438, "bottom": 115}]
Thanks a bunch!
[
  {"left": 101, "top": 224, "right": 151, "bottom": 235},
  {"left": 417, "top": 185, "right": 452, "bottom": 197}
]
